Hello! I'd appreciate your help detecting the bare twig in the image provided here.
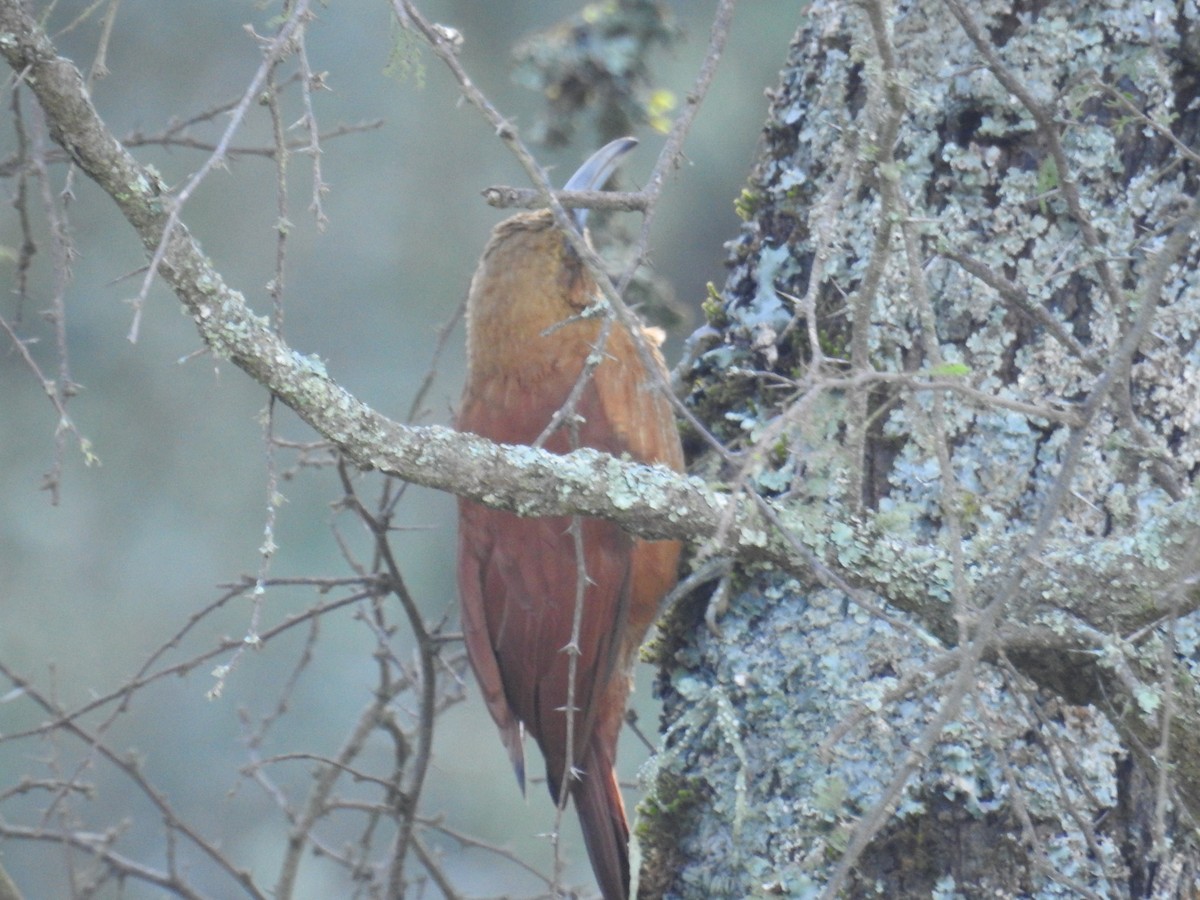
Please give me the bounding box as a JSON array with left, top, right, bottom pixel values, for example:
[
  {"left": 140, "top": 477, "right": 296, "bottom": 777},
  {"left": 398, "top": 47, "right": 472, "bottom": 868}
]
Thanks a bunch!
[
  {"left": 395, "top": 0, "right": 738, "bottom": 465},
  {"left": 2, "top": 664, "right": 271, "bottom": 899},
  {"left": 482, "top": 186, "right": 647, "bottom": 212},
  {"left": 336, "top": 460, "right": 440, "bottom": 898},
  {"left": 126, "top": 0, "right": 312, "bottom": 343}
]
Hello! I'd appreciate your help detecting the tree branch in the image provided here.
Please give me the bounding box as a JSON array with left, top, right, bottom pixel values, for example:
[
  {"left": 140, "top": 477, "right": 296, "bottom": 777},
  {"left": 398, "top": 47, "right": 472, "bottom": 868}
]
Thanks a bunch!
[
  {"left": 5, "top": 0, "right": 1200, "bottom": 820},
  {"left": 2, "top": 0, "right": 1195, "bottom": 637},
  {"left": 481, "top": 186, "right": 647, "bottom": 211},
  {"left": 0, "top": 0, "right": 751, "bottom": 548}
]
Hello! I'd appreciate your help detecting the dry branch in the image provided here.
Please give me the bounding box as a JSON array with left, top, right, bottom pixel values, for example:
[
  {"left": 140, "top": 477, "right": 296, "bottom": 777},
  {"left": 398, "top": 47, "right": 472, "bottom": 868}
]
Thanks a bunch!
[{"left": 3, "top": 0, "right": 1200, "bottom": 832}]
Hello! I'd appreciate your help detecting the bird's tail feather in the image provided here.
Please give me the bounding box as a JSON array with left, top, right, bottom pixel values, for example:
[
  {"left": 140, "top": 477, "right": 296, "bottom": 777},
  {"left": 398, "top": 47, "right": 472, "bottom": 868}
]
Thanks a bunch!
[{"left": 572, "top": 743, "right": 630, "bottom": 900}]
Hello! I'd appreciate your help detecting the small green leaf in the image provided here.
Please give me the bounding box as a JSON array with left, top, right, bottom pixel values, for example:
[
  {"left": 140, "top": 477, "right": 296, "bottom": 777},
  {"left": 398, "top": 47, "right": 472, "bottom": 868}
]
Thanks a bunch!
[
  {"left": 928, "top": 362, "right": 971, "bottom": 377},
  {"left": 1136, "top": 687, "right": 1160, "bottom": 715}
]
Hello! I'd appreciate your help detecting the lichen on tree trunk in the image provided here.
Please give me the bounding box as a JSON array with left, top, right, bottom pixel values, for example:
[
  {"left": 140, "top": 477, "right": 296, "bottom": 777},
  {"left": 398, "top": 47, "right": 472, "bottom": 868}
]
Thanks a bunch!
[{"left": 645, "top": 1, "right": 1200, "bottom": 896}]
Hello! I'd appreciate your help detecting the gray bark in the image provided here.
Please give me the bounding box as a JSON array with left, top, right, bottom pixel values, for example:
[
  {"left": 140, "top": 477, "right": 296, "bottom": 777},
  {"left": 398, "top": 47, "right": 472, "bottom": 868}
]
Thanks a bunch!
[{"left": 646, "top": 2, "right": 1200, "bottom": 897}]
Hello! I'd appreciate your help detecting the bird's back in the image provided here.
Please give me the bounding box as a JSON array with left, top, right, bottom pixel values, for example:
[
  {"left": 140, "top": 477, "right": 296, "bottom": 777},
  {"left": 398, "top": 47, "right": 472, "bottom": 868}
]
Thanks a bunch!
[{"left": 457, "top": 210, "right": 682, "bottom": 900}]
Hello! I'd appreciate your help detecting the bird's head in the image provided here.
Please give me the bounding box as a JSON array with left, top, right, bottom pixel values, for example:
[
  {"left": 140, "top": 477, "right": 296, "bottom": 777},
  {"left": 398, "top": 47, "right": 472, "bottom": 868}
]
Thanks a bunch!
[{"left": 465, "top": 139, "right": 638, "bottom": 365}]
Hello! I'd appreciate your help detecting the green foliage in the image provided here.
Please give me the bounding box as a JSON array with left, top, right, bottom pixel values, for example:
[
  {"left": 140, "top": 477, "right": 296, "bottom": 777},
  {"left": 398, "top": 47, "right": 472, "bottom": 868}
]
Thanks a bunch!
[
  {"left": 925, "top": 361, "right": 971, "bottom": 378},
  {"left": 511, "top": 0, "right": 681, "bottom": 146},
  {"left": 734, "top": 188, "right": 761, "bottom": 222},
  {"left": 383, "top": 20, "right": 426, "bottom": 86},
  {"left": 638, "top": 771, "right": 704, "bottom": 841},
  {"left": 701, "top": 281, "right": 729, "bottom": 329}
]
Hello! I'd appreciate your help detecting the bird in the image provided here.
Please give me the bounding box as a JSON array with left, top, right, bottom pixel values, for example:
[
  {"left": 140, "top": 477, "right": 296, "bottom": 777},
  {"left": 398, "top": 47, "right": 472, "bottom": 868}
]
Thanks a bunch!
[{"left": 456, "top": 138, "right": 684, "bottom": 900}]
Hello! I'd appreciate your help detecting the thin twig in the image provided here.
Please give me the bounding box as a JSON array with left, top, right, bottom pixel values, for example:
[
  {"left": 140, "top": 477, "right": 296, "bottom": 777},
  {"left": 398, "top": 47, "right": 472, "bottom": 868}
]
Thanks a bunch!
[
  {"left": 126, "top": 0, "right": 312, "bottom": 343},
  {"left": 337, "top": 459, "right": 440, "bottom": 898},
  {"left": 3, "top": 662, "right": 271, "bottom": 899},
  {"left": 482, "top": 187, "right": 648, "bottom": 211},
  {"left": 26, "top": 97, "right": 78, "bottom": 504}
]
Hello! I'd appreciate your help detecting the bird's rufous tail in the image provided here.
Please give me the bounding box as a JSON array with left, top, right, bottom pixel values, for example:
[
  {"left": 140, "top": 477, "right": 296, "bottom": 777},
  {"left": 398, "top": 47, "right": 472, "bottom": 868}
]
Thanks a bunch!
[{"left": 571, "top": 741, "right": 630, "bottom": 900}]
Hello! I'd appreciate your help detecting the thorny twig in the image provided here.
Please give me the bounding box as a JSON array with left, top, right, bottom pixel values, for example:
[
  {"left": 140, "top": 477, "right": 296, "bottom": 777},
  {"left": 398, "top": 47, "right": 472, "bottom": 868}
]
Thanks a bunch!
[{"left": 126, "top": 0, "right": 313, "bottom": 343}]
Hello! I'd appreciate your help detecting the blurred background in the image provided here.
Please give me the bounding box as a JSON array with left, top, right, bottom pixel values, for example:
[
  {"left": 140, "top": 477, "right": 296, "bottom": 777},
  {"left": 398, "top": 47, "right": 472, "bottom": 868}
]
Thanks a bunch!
[{"left": 0, "top": 2, "right": 798, "bottom": 896}]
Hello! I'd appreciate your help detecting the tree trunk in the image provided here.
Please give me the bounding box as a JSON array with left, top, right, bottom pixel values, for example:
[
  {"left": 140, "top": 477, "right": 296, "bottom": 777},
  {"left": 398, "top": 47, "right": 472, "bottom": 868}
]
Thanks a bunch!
[{"left": 644, "top": 2, "right": 1200, "bottom": 896}]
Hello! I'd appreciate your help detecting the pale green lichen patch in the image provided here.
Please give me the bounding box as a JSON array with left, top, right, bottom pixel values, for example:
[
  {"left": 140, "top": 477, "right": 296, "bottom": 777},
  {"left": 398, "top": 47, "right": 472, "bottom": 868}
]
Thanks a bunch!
[
  {"left": 605, "top": 456, "right": 641, "bottom": 511},
  {"left": 661, "top": 1, "right": 1196, "bottom": 894},
  {"left": 650, "top": 581, "right": 1125, "bottom": 896},
  {"left": 601, "top": 456, "right": 681, "bottom": 518}
]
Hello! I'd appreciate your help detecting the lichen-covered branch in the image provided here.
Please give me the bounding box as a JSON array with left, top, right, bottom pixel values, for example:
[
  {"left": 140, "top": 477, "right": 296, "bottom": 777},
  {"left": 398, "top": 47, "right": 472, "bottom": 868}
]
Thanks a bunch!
[
  {"left": 7, "top": 4, "right": 1200, "bottom": 890},
  {"left": 3, "top": 0, "right": 1199, "bottom": 737}
]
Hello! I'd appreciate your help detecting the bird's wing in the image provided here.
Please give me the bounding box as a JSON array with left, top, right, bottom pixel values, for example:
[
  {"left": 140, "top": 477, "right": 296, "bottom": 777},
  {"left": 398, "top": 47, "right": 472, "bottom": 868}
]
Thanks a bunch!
[
  {"left": 455, "top": 511, "right": 527, "bottom": 789},
  {"left": 458, "top": 500, "right": 632, "bottom": 798},
  {"left": 456, "top": 375, "right": 635, "bottom": 798}
]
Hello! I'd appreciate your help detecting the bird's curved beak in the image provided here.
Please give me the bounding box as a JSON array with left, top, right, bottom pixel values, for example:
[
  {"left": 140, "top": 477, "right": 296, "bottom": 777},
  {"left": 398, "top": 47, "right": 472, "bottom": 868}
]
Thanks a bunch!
[{"left": 564, "top": 136, "right": 637, "bottom": 231}]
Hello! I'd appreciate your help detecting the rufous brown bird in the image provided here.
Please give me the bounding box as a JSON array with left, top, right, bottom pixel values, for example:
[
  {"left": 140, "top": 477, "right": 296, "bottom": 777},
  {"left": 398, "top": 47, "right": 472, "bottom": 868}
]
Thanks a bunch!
[{"left": 456, "top": 139, "right": 684, "bottom": 900}]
